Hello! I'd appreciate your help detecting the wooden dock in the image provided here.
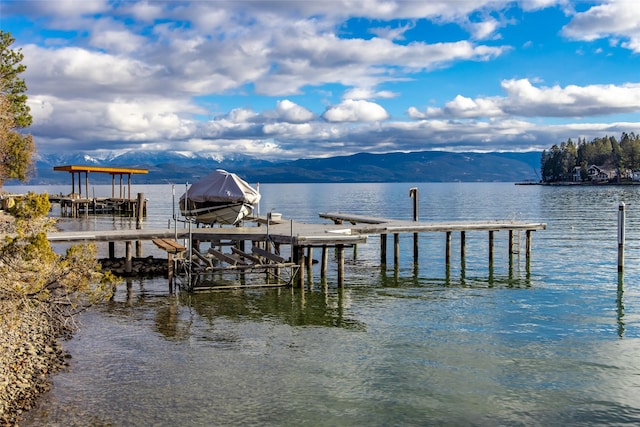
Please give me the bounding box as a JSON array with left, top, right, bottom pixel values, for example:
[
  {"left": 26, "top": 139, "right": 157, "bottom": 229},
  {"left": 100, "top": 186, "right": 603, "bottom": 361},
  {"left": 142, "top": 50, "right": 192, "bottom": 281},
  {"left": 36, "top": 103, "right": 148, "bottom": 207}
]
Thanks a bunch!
[
  {"left": 46, "top": 213, "right": 546, "bottom": 291},
  {"left": 50, "top": 165, "right": 149, "bottom": 217}
]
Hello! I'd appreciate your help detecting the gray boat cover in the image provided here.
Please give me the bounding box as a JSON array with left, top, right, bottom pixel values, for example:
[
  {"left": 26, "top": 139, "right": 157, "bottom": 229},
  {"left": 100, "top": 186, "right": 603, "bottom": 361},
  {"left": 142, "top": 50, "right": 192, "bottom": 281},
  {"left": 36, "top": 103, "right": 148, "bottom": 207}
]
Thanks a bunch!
[{"left": 180, "top": 169, "right": 260, "bottom": 204}]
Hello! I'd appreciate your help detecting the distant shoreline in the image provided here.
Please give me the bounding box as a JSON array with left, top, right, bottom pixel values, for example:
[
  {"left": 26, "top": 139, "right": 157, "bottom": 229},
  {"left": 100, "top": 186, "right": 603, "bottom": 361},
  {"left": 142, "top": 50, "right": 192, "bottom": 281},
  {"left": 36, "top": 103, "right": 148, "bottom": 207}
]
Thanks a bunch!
[{"left": 516, "top": 181, "right": 640, "bottom": 186}]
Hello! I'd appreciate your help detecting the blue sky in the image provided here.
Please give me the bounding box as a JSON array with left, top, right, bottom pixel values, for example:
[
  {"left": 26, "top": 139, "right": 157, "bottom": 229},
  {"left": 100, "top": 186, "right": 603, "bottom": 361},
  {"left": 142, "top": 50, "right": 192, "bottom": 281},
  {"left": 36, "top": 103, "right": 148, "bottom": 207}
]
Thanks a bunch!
[{"left": 3, "top": 0, "right": 640, "bottom": 161}]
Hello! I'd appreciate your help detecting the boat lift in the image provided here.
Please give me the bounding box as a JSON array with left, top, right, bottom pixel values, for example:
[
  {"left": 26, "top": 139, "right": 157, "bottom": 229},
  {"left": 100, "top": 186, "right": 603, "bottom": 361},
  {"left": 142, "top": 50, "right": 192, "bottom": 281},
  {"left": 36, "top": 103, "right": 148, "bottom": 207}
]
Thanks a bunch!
[{"left": 168, "top": 185, "right": 299, "bottom": 291}]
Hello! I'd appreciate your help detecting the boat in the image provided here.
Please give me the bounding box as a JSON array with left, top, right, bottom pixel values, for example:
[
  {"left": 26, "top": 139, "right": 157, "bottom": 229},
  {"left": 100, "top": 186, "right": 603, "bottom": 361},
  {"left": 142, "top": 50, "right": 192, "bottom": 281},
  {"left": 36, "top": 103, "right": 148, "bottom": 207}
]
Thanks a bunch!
[{"left": 179, "top": 169, "right": 260, "bottom": 225}]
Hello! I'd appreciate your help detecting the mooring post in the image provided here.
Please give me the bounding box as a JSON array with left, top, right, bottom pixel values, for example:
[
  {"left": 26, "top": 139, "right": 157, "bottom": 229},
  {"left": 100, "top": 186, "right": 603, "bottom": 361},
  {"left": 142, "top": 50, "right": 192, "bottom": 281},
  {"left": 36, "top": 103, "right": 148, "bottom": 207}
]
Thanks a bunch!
[
  {"left": 618, "top": 201, "right": 626, "bottom": 273},
  {"left": 380, "top": 234, "right": 387, "bottom": 266},
  {"left": 460, "top": 230, "right": 466, "bottom": 262},
  {"left": 445, "top": 231, "right": 452, "bottom": 266}
]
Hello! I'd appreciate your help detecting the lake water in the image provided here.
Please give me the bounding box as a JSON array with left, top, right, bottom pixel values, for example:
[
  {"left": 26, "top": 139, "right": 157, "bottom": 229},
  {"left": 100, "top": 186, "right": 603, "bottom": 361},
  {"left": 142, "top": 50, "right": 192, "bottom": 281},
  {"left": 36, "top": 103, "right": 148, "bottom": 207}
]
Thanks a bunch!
[{"left": 7, "top": 182, "right": 640, "bottom": 426}]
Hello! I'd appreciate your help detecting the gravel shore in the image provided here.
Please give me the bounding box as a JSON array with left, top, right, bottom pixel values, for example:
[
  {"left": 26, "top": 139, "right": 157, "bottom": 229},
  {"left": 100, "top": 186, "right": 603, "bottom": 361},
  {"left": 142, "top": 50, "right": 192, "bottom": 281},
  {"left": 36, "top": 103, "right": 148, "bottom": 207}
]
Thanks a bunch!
[
  {"left": 0, "top": 300, "right": 69, "bottom": 426},
  {"left": 0, "top": 211, "right": 70, "bottom": 426}
]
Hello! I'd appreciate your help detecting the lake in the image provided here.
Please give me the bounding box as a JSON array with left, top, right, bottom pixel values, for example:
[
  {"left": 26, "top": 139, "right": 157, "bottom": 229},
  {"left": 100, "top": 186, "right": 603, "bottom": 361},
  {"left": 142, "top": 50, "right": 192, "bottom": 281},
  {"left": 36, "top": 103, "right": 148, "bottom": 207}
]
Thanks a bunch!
[{"left": 7, "top": 182, "right": 640, "bottom": 426}]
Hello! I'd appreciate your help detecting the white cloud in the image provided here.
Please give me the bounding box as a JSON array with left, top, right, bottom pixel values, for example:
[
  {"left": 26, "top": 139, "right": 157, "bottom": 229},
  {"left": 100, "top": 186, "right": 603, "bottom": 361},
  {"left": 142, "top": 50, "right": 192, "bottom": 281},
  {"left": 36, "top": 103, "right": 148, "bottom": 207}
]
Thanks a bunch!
[
  {"left": 127, "top": 1, "right": 164, "bottom": 22},
  {"left": 410, "top": 79, "right": 640, "bottom": 119},
  {"left": 8, "top": 0, "right": 640, "bottom": 160},
  {"left": 271, "top": 100, "right": 315, "bottom": 124},
  {"left": 22, "top": 45, "right": 163, "bottom": 97},
  {"left": 562, "top": 1, "right": 640, "bottom": 53},
  {"left": 90, "top": 29, "right": 147, "bottom": 53},
  {"left": 263, "top": 122, "right": 314, "bottom": 136},
  {"left": 467, "top": 18, "right": 501, "bottom": 40},
  {"left": 343, "top": 88, "right": 399, "bottom": 100},
  {"left": 323, "top": 100, "right": 390, "bottom": 122}
]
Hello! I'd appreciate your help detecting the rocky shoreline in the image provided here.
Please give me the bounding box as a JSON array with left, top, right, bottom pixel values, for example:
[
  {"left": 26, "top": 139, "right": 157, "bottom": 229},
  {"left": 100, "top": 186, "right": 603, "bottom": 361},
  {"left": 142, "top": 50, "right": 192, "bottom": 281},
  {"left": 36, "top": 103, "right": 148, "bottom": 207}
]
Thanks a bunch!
[
  {"left": 98, "top": 256, "right": 168, "bottom": 277},
  {"left": 0, "top": 300, "right": 69, "bottom": 426},
  {"left": 0, "top": 206, "right": 171, "bottom": 425}
]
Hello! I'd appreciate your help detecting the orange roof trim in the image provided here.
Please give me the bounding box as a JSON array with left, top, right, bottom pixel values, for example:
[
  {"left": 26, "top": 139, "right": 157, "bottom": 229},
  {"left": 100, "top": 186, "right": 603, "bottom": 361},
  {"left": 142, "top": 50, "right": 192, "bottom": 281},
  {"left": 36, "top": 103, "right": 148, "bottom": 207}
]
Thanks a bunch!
[{"left": 54, "top": 165, "right": 149, "bottom": 174}]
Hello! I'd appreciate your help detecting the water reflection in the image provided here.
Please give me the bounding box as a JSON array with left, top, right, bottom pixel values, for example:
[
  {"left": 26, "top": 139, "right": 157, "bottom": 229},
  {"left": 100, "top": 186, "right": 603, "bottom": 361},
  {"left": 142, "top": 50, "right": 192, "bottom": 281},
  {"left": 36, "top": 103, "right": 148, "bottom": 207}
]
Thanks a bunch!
[
  {"left": 101, "top": 280, "right": 367, "bottom": 345},
  {"left": 617, "top": 274, "right": 625, "bottom": 338}
]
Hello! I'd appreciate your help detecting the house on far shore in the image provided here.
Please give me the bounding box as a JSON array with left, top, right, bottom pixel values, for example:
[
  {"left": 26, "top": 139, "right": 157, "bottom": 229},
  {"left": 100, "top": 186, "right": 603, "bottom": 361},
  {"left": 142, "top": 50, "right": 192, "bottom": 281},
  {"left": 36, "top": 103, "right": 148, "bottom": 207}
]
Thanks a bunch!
[
  {"left": 571, "top": 166, "right": 582, "bottom": 182},
  {"left": 571, "top": 165, "right": 617, "bottom": 183},
  {"left": 587, "top": 165, "right": 615, "bottom": 183}
]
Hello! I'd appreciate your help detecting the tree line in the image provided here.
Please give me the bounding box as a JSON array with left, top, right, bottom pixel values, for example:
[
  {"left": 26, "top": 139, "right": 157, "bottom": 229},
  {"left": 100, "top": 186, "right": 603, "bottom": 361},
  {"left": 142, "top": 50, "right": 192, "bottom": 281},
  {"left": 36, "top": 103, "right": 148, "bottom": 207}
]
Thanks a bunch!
[{"left": 540, "top": 132, "right": 640, "bottom": 183}]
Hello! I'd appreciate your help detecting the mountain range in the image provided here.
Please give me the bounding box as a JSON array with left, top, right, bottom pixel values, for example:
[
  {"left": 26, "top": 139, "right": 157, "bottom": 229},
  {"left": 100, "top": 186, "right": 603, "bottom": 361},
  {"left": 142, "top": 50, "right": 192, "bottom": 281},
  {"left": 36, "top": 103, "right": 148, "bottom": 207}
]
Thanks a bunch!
[{"left": 16, "top": 150, "right": 542, "bottom": 185}]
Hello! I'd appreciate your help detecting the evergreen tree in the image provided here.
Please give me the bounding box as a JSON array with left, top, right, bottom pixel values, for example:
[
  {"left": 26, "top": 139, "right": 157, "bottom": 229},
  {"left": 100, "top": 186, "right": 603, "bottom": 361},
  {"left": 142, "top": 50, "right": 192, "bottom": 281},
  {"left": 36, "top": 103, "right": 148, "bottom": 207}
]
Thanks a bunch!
[{"left": 0, "top": 31, "right": 35, "bottom": 186}]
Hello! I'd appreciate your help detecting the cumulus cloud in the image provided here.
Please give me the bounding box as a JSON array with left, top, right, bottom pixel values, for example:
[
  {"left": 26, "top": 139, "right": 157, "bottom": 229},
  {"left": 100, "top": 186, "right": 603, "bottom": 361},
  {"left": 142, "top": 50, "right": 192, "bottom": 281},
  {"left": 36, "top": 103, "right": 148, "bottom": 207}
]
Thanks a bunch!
[
  {"left": 410, "top": 79, "right": 640, "bottom": 119},
  {"left": 562, "top": 1, "right": 640, "bottom": 53},
  {"left": 323, "top": 100, "right": 390, "bottom": 122},
  {"left": 22, "top": 45, "right": 163, "bottom": 97},
  {"left": 270, "top": 100, "right": 315, "bottom": 123},
  {"left": 6, "top": 0, "right": 640, "bottom": 160}
]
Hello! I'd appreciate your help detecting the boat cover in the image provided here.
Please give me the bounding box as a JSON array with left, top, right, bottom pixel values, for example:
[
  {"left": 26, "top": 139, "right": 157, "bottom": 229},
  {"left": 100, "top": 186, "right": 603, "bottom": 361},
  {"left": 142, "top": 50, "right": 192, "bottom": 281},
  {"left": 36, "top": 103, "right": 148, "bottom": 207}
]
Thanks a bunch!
[{"left": 180, "top": 169, "right": 260, "bottom": 204}]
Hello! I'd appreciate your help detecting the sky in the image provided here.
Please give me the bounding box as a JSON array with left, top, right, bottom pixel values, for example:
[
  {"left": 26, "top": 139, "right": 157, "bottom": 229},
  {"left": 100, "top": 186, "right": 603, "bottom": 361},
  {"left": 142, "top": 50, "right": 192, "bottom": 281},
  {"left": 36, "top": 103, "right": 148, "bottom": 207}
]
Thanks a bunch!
[{"left": 2, "top": 0, "right": 640, "bottom": 162}]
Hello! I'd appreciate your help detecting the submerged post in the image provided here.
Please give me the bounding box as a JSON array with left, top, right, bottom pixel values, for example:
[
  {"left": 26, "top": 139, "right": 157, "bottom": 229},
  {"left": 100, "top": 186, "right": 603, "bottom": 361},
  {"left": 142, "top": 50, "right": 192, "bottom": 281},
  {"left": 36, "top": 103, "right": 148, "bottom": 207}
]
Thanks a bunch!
[{"left": 618, "top": 202, "right": 626, "bottom": 273}]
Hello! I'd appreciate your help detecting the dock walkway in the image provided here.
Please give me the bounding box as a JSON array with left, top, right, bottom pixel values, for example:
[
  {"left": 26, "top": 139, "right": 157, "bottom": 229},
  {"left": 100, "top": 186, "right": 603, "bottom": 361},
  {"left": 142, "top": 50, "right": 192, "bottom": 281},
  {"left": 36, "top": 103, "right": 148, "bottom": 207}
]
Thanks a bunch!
[{"left": 45, "top": 212, "right": 545, "bottom": 290}]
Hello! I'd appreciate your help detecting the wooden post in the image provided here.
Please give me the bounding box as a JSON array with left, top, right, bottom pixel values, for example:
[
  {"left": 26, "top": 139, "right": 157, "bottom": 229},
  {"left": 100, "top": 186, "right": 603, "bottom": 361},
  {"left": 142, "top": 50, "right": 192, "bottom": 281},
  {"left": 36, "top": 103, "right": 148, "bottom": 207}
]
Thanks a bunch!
[
  {"left": 337, "top": 244, "right": 345, "bottom": 287},
  {"left": 293, "top": 245, "right": 305, "bottom": 287},
  {"left": 306, "top": 247, "right": 314, "bottom": 269},
  {"left": 508, "top": 230, "right": 514, "bottom": 257},
  {"left": 618, "top": 202, "right": 625, "bottom": 273},
  {"left": 84, "top": 171, "right": 88, "bottom": 199},
  {"left": 136, "top": 193, "right": 144, "bottom": 225},
  {"left": 393, "top": 233, "right": 401, "bottom": 267},
  {"left": 135, "top": 194, "right": 144, "bottom": 258},
  {"left": 321, "top": 245, "right": 328, "bottom": 278},
  {"left": 445, "top": 231, "right": 452, "bottom": 266},
  {"left": 125, "top": 241, "right": 132, "bottom": 274},
  {"left": 380, "top": 234, "right": 387, "bottom": 266},
  {"left": 488, "top": 230, "right": 495, "bottom": 266},
  {"left": 108, "top": 241, "right": 115, "bottom": 259},
  {"left": 167, "top": 253, "right": 174, "bottom": 290},
  {"left": 526, "top": 230, "right": 533, "bottom": 261},
  {"left": 460, "top": 231, "right": 466, "bottom": 262},
  {"left": 410, "top": 187, "right": 419, "bottom": 264}
]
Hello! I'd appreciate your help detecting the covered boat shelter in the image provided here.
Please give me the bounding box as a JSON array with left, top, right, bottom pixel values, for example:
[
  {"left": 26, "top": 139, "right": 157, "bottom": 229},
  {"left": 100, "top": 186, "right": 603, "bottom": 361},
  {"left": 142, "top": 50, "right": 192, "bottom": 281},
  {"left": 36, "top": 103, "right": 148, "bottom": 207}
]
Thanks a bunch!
[{"left": 53, "top": 165, "right": 149, "bottom": 199}]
